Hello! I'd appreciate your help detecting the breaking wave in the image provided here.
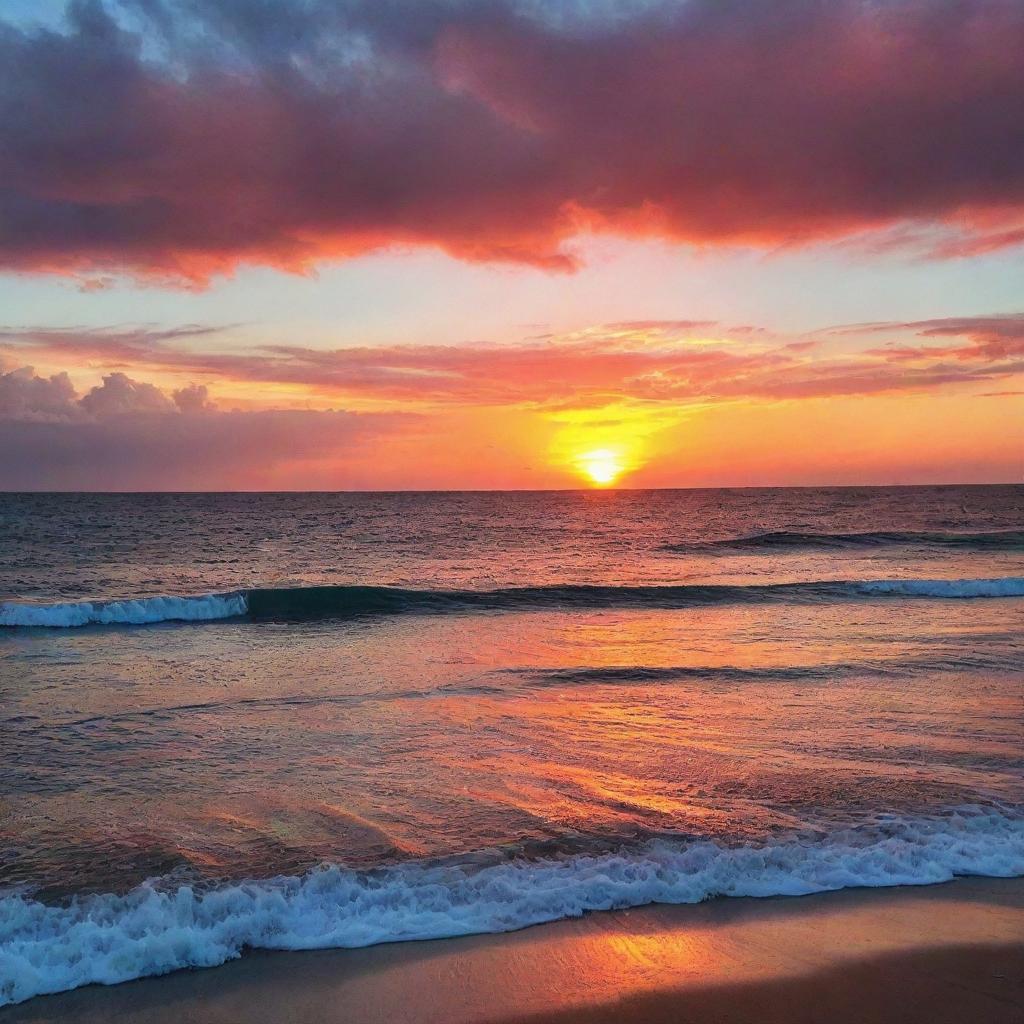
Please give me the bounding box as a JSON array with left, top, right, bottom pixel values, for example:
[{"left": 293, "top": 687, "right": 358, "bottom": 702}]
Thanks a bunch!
[
  {"left": 0, "top": 593, "right": 247, "bottom": 628},
  {"left": 2, "top": 577, "right": 1023, "bottom": 628},
  {"left": 1, "top": 807, "right": 1022, "bottom": 1007}
]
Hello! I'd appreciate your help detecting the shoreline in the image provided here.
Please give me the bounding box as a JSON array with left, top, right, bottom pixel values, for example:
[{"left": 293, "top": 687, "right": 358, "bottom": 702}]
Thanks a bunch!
[{"left": 6, "top": 876, "right": 1022, "bottom": 1024}]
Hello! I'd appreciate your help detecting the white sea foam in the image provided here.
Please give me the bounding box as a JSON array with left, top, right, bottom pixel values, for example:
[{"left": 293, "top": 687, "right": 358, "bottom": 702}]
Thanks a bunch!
[
  {"left": 2, "top": 809, "right": 1022, "bottom": 1008},
  {"left": 0, "top": 593, "right": 247, "bottom": 628},
  {"left": 857, "top": 577, "right": 1024, "bottom": 598}
]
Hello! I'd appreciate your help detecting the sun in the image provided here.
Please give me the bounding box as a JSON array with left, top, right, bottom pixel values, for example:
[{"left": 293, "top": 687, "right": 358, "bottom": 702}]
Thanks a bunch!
[{"left": 578, "top": 448, "right": 624, "bottom": 486}]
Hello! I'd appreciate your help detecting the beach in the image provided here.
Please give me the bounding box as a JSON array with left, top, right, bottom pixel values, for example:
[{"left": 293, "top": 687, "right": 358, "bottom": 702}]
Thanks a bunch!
[{"left": 5, "top": 878, "right": 1022, "bottom": 1023}]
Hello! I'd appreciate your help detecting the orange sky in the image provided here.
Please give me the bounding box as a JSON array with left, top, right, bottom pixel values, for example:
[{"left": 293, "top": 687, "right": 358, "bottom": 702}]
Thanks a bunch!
[
  {"left": 2, "top": 313, "right": 1021, "bottom": 490},
  {"left": 1, "top": 0, "right": 1023, "bottom": 490}
]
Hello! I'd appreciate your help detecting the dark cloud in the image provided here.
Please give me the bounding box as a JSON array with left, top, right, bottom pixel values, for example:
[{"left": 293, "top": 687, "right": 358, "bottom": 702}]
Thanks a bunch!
[{"left": 2, "top": 0, "right": 1024, "bottom": 284}]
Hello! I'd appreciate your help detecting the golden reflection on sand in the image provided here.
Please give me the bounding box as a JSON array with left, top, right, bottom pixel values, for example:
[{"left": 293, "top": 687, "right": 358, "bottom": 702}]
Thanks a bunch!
[{"left": 8, "top": 881, "right": 1022, "bottom": 1024}]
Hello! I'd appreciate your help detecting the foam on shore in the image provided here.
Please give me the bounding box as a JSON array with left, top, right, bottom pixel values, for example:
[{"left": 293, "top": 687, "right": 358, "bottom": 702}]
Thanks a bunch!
[{"left": 2, "top": 807, "right": 1022, "bottom": 1008}]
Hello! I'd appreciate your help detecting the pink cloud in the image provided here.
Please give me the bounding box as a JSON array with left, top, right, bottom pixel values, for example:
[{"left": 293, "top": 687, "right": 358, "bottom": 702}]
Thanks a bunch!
[
  {"left": 2, "top": 1, "right": 1024, "bottom": 284},
  {"left": 852, "top": 314, "right": 1024, "bottom": 362},
  {"left": 4, "top": 312, "right": 1023, "bottom": 415}
]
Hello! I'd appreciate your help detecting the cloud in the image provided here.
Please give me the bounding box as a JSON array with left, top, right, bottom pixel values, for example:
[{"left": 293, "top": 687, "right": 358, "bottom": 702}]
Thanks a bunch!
[
  {"left": 0, "top": 365, "right": 180, "bottom": 420},
  {"left": 849, "top": 313, "right": 1024, "bottom": 361},
  {"left": 2, "top": 308, "right": 1021, "bottom": 488},
  {"left": 601, "top": 320, "right": 718, "bottom": 334},
  {"left": 0, "top": 410, "right": 408, "bottom": 490},
  {"left": 79, "top": 370, "right": 175, "bottom": 416},
  {"left": 0, "top": 323, "right": 225, "bottom": 350},
  {"left": 0, "top": 365, "right": 409, "bottom": 488},
  {"left": 0, "top": 366, "right": 78, "bottom": 422},
  {"left": 171, "top": 382, "right": 214, "bottom": 412},
  {"left": 2, "top": 0, "right": 1024, "bottom": 284},
  {"left": 5, "top": 312, "right": 1023, "bottom": 418}
]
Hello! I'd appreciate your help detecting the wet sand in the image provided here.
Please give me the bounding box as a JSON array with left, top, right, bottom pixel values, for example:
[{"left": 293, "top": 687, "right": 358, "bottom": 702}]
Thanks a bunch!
[{"left": 6, "top": 878, "right": 1023, "bottom": 1024}]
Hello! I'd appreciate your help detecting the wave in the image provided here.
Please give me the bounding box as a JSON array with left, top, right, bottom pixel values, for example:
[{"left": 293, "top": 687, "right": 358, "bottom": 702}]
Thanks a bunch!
[
  {"left": 511, "top": 651, "right": 1023, "bottom": 687},
  {"left": 854, "top": 578, "right": 1024, "bottom": 597},
  {"left": 0, "top": 593, "right": 246, "bottom": 628},
  {"left": 3, "top": 577, "right": 1023, "bottom": 628},
  {"left": 2, "top": 807, "right": 1022, "bottom": 1007},
  {"left": 516, "top": 664, "right": 851, "bottom": 685},
  {"left": 665, "top": 529, "right": 1024, "bottom": 552}
]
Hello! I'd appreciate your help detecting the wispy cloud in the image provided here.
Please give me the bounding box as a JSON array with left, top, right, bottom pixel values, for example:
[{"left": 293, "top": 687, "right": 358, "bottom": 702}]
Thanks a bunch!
[
  {"left": 4, "top": 314, "right": 1022, "bottom": 412},
  {"left": 845, "top": 314, "right": 1024, "bottom": 362}
]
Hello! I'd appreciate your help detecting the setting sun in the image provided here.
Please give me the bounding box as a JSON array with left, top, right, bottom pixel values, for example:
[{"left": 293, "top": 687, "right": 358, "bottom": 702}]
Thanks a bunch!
[{"left": 578, "top": 449, "right": 624, "bottom": 486}]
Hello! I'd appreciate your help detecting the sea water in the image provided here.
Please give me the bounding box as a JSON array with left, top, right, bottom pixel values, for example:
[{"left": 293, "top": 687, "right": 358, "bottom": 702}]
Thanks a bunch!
[{"left": 1, "top": 486, "right": 1022, "bottom": 1005}]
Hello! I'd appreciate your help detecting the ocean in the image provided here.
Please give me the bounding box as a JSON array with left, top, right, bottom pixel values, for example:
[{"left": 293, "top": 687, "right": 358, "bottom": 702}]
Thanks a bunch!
[{"left": 1, "top": 485, "right": 1023, "bottom": 1007}]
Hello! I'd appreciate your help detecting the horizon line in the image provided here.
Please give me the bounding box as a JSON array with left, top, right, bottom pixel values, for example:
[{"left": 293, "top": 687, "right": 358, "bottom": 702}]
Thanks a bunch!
[{"left": 3, "top": 481, "right": 1022, "bottom": 496}]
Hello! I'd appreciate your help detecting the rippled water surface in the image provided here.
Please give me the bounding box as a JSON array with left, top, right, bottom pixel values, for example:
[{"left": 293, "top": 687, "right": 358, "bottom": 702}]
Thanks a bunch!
[{"left": 1, "top": 486, "right": 1022, "bottom": 1006}]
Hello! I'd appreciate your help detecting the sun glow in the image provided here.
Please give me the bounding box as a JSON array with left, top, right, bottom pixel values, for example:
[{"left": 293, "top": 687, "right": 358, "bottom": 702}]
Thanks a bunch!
[
  {"left": 578, "top": 448, "right": 624, "bottom": 486},
  {"left": 550, "top": 402, "right": 676, "bottom": 488}
]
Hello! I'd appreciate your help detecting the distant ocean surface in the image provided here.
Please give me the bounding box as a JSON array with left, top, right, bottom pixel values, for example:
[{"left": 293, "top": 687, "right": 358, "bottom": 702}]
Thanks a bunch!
[{"left": 2, "top": 486, "right": 1023, "bottom": 1006}]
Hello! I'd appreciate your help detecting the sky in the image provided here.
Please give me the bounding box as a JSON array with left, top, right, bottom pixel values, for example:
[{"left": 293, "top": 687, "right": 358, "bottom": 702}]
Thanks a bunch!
[{"left": 1, "top": 0, "right": 1022, "bottom": 490}]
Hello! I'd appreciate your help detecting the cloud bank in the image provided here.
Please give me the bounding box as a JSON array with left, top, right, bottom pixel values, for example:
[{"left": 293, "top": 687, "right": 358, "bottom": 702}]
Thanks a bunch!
[
  {"left": 3, "top": 0, "right": 1024, "bottom": 283},
  {"left": 0, "top": 366, "right": 409, "bottom": 489}
]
